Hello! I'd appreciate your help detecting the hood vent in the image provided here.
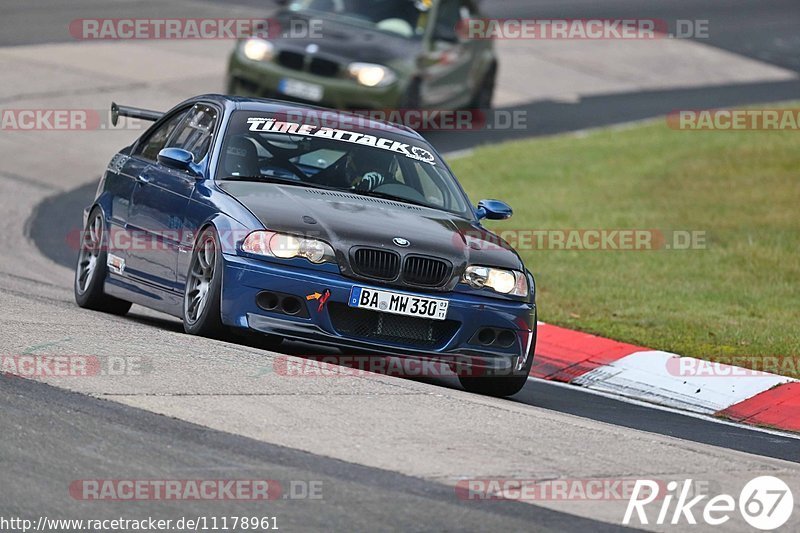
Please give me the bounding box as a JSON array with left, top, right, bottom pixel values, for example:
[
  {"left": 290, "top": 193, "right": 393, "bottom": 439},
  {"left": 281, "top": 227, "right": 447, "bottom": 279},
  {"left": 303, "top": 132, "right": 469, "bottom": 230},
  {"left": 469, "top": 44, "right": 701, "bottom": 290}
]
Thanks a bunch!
[{"left": 303, "top": 189, "right": 422, "bottom": 210}]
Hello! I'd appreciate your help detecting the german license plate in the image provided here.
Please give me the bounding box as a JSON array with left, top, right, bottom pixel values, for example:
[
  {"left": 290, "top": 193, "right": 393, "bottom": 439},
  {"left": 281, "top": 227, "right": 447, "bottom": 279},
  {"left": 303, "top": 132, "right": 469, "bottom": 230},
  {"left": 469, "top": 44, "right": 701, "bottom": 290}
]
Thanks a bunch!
[
  {"left": 278, "top": 78, "right": 324, "bottom": 102},
  {"left": 348, "top": 287, "right": 449, "bottom": 321}
]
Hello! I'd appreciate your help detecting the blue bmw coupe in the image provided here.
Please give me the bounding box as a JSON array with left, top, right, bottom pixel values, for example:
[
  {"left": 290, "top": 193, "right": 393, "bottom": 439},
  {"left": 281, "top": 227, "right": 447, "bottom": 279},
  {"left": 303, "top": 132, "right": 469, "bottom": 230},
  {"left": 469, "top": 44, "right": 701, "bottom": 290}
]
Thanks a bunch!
[{"left": 75, "top": 95, "right": 536, "bottom": 396}]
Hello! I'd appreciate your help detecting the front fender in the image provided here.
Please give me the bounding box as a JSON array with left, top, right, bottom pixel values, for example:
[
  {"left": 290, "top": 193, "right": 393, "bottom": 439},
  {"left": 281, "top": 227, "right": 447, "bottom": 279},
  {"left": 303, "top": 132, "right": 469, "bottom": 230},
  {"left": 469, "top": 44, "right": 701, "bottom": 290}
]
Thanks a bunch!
[{"left": 177, "top": 211, "right": 254, "bottom": 291}]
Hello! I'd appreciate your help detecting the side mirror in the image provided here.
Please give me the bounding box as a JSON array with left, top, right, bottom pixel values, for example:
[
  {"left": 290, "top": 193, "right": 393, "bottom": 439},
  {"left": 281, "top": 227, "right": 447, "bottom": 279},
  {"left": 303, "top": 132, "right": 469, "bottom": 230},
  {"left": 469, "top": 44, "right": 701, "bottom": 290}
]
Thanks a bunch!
[
  {"left": 476, "top": 199, "right": 513, "bottom": 221},
  {"left": 157, "top": 148, "right": 201, "bottom": 177}
]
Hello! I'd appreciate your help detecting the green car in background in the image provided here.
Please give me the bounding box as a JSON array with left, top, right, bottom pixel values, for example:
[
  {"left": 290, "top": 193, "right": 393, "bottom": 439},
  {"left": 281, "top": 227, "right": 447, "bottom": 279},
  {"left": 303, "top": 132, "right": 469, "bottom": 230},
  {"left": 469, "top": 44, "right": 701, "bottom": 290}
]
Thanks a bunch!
[{"left": 226, "top": 0, "right": 497, "bottom": 111}]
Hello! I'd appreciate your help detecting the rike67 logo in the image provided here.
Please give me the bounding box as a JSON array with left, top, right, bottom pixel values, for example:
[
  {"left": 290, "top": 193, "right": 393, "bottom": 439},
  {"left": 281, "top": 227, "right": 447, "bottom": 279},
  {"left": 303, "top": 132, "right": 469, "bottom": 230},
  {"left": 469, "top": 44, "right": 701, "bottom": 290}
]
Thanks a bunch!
[{"left": 624, "top": 476, "right": 794, "bottom": 530}]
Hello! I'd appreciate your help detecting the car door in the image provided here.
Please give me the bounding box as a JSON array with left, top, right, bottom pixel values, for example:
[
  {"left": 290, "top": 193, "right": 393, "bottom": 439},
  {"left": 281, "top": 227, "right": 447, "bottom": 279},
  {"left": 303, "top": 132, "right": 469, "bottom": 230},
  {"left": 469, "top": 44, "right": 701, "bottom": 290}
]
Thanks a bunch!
[
  {"left": 126, "top": 104, "right": 218, "bottom": 291},
  {"left": 419, "top": 0, "right": 480, "bottom": 108},
  {"left": 115, "top": 109, "right": 188, "bottom": 284}
]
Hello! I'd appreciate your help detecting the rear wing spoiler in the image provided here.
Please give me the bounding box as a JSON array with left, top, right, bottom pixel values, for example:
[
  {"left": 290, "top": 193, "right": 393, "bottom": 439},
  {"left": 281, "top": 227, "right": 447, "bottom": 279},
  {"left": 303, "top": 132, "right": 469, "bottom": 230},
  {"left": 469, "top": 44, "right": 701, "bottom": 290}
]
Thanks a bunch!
[{"left": 110, "top": 102, "right": 164, "bottom": 126}]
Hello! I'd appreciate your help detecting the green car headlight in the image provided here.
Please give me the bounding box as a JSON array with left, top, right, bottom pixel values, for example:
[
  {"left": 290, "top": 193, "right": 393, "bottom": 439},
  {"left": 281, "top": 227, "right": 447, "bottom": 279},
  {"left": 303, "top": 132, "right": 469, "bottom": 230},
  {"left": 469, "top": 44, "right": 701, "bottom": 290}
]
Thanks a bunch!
[
  {"left": 242, "top": 38, "right": 275, "bottom": 62},
  {"left": 347, "top": 63, "right": 397, "bottom": 88}
]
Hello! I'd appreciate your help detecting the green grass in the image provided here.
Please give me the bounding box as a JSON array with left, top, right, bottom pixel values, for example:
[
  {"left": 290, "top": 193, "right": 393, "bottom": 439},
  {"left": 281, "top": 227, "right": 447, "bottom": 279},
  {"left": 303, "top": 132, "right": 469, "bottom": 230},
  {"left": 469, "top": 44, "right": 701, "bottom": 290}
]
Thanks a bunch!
[{"left": 449, "top": 104, "right": 800, "bottom": 377}]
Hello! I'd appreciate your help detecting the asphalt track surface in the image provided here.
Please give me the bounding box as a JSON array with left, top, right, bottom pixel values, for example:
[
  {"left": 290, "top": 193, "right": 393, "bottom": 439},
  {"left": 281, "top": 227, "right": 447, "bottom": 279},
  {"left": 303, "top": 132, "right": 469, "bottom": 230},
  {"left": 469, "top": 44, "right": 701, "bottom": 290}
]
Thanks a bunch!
[
  {"left": 3, "top": 0, "right": 800, "bottom": 531},
  {"left": 27, "top": 182, "right": 800, "bottom": 465},
  {"left": 2, "top": 375, "right": 628, "bottom": 532}
]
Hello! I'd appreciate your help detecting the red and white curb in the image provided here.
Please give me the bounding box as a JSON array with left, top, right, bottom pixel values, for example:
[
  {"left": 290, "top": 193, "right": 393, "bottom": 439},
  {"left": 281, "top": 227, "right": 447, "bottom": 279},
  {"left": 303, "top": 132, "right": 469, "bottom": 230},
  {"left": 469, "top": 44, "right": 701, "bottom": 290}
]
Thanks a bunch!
[{"left": 530, "top": 323, "right": 800, "bottom": 433}]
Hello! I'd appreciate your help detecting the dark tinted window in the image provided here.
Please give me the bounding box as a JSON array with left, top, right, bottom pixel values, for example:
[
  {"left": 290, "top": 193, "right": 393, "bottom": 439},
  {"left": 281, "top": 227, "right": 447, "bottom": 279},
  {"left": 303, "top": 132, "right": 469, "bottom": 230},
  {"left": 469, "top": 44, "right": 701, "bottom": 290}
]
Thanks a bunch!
[
  {"left": 434, "top": 0, "right": 461, "bottom": 38},
  {"left": 134, "top": 111, "right": 187, "bottom": 161},
  {"left": 434, "top": 0, "right": 473, "bottom": 41},
  {"left": 289, "top": 0, "right": 430, "bottom": 38},
  {"left": 217, "top": 111, "right": 472, "bottom": 216},
  {"left": 168, "top": 104, "right": 218, "bottom": 163}
]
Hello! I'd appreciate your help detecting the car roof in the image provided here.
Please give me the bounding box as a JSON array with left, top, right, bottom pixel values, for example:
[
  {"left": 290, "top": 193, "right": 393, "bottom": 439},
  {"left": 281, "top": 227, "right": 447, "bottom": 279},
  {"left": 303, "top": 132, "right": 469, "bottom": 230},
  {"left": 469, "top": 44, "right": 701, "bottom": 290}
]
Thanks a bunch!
[{"left": 187, "top": 94, "right": 424, "bottom": 141}]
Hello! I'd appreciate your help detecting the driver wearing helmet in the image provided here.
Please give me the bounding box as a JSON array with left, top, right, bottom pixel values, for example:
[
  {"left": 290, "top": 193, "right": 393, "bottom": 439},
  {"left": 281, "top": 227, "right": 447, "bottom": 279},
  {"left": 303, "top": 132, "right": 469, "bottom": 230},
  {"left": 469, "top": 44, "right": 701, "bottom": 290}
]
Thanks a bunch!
[{"left": 347, "top": 146, "right": 396, "bottom": 192}]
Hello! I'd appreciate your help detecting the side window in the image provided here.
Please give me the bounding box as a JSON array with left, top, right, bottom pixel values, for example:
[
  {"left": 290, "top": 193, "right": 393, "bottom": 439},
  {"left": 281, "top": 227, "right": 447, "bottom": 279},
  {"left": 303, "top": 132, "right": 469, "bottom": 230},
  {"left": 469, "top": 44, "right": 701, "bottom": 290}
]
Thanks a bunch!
[
  {"left": 167, "top": 104, "right": 218, "bottom": 163},
  {"left": 434, "top": 0, "right": 462, "bottom": 41},
  {"left": 459, "top": 0, "right": 475, "bottom": 20},
  {"left": 134, "top": 111, "right": 187, "bottom": 162}
]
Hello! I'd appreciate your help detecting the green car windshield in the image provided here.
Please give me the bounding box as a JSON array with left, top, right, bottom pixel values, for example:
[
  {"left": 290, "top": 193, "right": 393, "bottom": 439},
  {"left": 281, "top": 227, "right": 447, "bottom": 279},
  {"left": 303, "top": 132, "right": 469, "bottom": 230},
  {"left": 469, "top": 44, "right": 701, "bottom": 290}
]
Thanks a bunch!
[
  {"left": 218, "top": 111, "right": 472, "bottom": 217},
  {"left": 287, "top": 0, "right": 432, "bottom": 39}
]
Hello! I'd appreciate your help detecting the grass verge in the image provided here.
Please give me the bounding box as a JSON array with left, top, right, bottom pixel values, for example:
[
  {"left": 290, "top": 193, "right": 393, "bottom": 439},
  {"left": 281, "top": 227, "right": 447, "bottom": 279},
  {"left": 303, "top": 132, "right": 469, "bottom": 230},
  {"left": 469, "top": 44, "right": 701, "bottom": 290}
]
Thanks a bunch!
[{"left": 449, "top": 104, "right": 800, "bottom": 377}]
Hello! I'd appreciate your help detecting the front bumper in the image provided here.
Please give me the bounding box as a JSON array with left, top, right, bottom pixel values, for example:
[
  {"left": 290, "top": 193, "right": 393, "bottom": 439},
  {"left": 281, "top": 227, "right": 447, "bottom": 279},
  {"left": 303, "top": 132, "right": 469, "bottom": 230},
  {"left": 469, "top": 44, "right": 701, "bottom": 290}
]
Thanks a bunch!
[
  {"left": 227, "top": 52, "right": 406, "bottom": 110},
  {"left": 221, "top": 254, "right": 536, "bottom": 372}
]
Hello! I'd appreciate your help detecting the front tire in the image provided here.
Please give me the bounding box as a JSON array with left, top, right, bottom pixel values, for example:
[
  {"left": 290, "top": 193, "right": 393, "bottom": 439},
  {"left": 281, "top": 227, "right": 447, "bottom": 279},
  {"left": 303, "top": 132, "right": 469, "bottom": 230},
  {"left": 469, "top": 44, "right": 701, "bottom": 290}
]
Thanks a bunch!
[
  {"left": 459, "top": 322, "right": 537, "bottom": 398},
  {"left": 74, "top": 208, "right": 132, "bottom": 315},
  {"left": 470, "top": 65, "right": 496, "bottom": 110},
  {"left": 226, "top": 76, "right": 238, "bottom": 96},
  {"left": 183, "top": 227, "right": 224, "bottom": 338},
  {"left": 398, "top": 77, "right": 422, "bottom": 110}
]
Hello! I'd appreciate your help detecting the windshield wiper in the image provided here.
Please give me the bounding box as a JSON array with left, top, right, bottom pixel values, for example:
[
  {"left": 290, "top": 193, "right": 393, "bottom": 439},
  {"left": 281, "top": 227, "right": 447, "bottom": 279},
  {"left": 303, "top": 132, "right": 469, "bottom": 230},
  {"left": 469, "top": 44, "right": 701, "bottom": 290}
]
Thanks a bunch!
[{"left": 221, "top": 175, "right": 337, "bottom": 190}]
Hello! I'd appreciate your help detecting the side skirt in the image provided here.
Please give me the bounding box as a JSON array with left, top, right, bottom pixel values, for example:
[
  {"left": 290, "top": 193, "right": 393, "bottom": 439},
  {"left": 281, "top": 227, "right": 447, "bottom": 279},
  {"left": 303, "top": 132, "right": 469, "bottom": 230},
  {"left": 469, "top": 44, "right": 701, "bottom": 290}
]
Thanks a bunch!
[{"left": 104, "top": 273, "right": 183, "bottom": 318}]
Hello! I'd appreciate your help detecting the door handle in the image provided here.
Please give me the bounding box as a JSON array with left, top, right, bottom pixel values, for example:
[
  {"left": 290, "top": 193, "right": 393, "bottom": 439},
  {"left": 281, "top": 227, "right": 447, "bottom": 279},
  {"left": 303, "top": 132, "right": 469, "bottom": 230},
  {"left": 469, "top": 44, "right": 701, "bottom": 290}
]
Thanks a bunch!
[{"left": 136, "top": 174, "right": 151, "bottom": 185}]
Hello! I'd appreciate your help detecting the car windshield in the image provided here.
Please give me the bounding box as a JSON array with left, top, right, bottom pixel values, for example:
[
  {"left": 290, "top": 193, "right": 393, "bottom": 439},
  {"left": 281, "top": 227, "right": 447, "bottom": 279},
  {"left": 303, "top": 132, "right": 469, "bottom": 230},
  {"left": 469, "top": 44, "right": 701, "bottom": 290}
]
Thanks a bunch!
[
  {"left": 287, "top": 0, "right": 432, "bottom": 39},
  {"left": 218, "top": 111, "right": 472, "bottom": 217}
]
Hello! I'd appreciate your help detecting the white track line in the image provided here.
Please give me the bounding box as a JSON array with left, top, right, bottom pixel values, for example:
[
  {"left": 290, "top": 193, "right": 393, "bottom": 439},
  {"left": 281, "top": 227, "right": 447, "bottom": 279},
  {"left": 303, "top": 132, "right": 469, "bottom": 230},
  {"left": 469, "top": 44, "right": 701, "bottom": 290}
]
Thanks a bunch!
[{"left": 573, "top": 350, "right": 793, "bottom": 415}]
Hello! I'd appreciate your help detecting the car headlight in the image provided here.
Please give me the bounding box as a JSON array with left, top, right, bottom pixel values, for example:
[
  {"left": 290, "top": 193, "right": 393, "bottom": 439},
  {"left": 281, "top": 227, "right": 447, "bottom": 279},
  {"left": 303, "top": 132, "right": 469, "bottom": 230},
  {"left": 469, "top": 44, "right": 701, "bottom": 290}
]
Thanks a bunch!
[
  {"left": 242, "top": 38, "right": 274, "bottom": 62},
  {"left": 241, "top": 231, "right": 335, "bottom": 264},
  {"left": 347, "top": 63, "right": 397, "bottom": 88},
  {"left": 462, "top": 266, "right": 528, "bottom": 297}
]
